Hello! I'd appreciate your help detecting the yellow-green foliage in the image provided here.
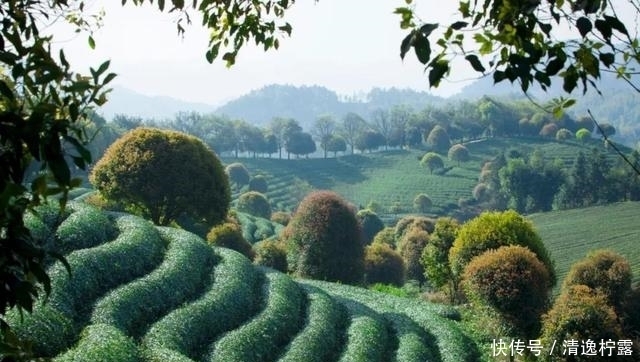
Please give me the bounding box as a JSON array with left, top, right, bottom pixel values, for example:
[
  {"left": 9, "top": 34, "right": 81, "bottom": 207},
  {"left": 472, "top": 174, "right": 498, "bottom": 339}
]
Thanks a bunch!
[
  {"left": 270, "top": 211, "right": 291, "bottom": 226},
  {"left": 421, "top": 217, "right": 460, "bottom": 292},
  {"left": 285, "top": 191, "right": 364, "bottom": 284},
  {"left": 372, "top": 227, "right": 396, "bottom": 249},
  {"left": 541, "top": 285, "right": 623, "bottom": 359},
  {"left": 253, "top": 240, "right": 288, "bottom": 272},
  {"left": 394, "top": 215, "right": 436, "bottom": 240},
  {"left": 207, "top": 222, "right": 254, "bottom": 260},
  {"left": 364, "top": 243, "right": 405, "bottom": 286},
  {"left": 398, "top": 227, "right": 429, "bottom": 284},
  {"left": 236, "top": 191, "right": 272, "bottom": 219},
  {"left": 449, "top": 210, "right": 555, "bottom": 284},
  {"left": 462, "top": 245, "right": 551, "bottom": 339},
  {"left": 563, "top": 249, "right": 632, "bottom": 312},
  {"left": 90, "top": 127, "right": 230, "bottom": 226}
]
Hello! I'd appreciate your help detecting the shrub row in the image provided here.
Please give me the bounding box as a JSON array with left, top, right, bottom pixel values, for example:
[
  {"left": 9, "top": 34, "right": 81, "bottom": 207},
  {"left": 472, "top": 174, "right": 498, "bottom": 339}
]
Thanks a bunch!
[
  {"left": 382, "top": 312, "right": 435, "bottom": 362},
  {"left": 54, "top": 203, "right": 118, "bottom": 254},
  {"left": 337, "top": 298, "right": 393, "bottom": 362},
  {"left": 207, "top": 269, "right": 306, "bottom": 362},
  {"left": 91, "top": 227, "right": 216, "bottom": 339},
  {"left": 236, "top": 211, "right": 283, "bottom": 244},
  {"left": 10, "top": 214, "right": 166, "bottom": 357},
  {"left": 54, "top": 324, "right": 141, "bottom": 362},
  {"left": 277, "top": 285, "right": 347, "bottom": 362},
  {"left": 302, "top": 280, "right": 478, "bottom": 362},
  {"left": 143, "top": 248, "right": 263, "bottom": 361}
]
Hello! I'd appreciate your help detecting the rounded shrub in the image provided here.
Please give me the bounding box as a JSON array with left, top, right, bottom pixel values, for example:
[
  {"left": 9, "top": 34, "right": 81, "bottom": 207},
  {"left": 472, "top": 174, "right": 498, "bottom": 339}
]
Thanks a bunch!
[
  {"left": 236, "top": 191, "right": 272, "bottom": 219},
  {"left": 372, "top": 227, "right": 397, "bottom": 249},
  {"left": 207, "top": 222, "right": 255, "bottom": 260},
  {"left": 563, "top": 249, "right": 632, "bottom": 312},
  {"left": 248, "top": 175, "right": 268, "bottom": 193},
  {"left": 253, "top": 240, "right": 288, "bottom": 272},
  {"left": 364, "top": 243, "right": 405, "bottom": 286},
  {"left": 284, "top": 190, "right": 364, "bottom": 284},
  {"left": 421, "top": 217, "right": 460, "bottom": 294},
  {"left": 270, "top": 211, "right": 291, "bottom": 226},
  {"left": 357, "top": 209, "right": 385, "bottom": 245},
  {"left": 420, "top": 152, "right": 444, "bottom": 174},
  {"left": 541, "top": 285, "right": 622, "bottom": 357},
  {"left": 462, "top": 245, "right": 551, "bottom": 338},
  {"left": 225, "top": 162, "right": 250, "bottom": 189},
  {"left": 447, "top": 144, "right": 470, "bottom": 165},
  {"left": 449, "top": 210, "right": 555, "bottom": 284},
  {"left": 394, "top": 215, "right": 436, "bottom": 240},
  {"left": 413, "top": 193, "right": 432, "bottom": 213},
  {"left": 90, "top": 127, "right": 230, "bottom": 226},
  {"left": 397, "top": 227, "right": 429, "bottom": 285}
]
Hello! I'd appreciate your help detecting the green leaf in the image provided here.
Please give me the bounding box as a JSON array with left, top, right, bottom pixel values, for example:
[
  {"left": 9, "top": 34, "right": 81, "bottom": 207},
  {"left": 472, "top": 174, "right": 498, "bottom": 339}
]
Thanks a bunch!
[
  {"left": 419, "top": 23, "right": 439, "bottom": 37},
  {"left": 465, "top": 54, "right": 485, "bottom": 73},
  {"left": 562, "top": 65, "right": 578, "bottom": 93},
  {"left": 413, "top": 33, "right": 431, "bottom": 64},
  {"left": 88, "top": 36, "right": 95, "bottom": 49},
  {"left": 95, "top": 60, "right": 110, "bottom": 77},
  {"left": 599, "top": 52, "right": 615, "bottom": 68},
  {"left": 450, "top": 21, "right": 468, "bottom": 30},
  {"left": 103, "top": 72, "right": 117, "bottom": 85},
  {"left": 576, "top": 17, "right": 592, "bottom": 38},
  {"left": 594, "top": 19, "right": 612, "bottom": 42},
  {"left": 428, "top": 59, "right": 449, "bottom": 87},
  {"left": 0, "top": 80, "right": 15, "bottom": 101},
  {"left": 400, "top": 31, "right": 415, "bottom": 60},
  {"left": 546, "top": 57, "right": 565, "bottom": 76},
  {"left": 604, "top": 15, "right": 628, "bottom": 36}
]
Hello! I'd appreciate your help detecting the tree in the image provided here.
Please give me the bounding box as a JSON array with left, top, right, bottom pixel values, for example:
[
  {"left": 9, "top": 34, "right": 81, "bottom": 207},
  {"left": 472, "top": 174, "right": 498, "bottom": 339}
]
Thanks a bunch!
[
  {"left": 449, "top": 210, "right": 555, "bottom": 285},
  {"left": 325, "top": 135, "right": 347, "bottom": 157},
  {"left": 285, "top": 131, "right": 316, "bottom": 158},
  {"left": 313, "top": 114, "right": 336, "bottom": 158},
  {"left": 356, "top": 209, "right": 385, "bottom": 245},
  {"left": 207, "top": 222, "right": 255, "bottom": 260},
  {"left": 597, "top": 123, "right": 617, "bottom": 138},
  {"left": 555, "top": 128, "right": 573, "bottom": 142},
  {"left": 397, "top": 227, "right": 429, "bottom": 285},
  {"left": 269, "top": 117, "right": 302, "bottom": 159},
  {"left": 426, "top": 125, "right": 451, "bottom": 152},
  {"left": 237, "top": 191, "right": 272, "bottom": 220},
  {"left": 576, "top": 128, "right": 593, "bottom": 143},
  {"left": 90, "top": 128, "right": 230, "bottom": 226},
  {"left": 248, "top": 175, "right": 268, "bottom": 193},
  {"left": 340, "top": 112, "right": 366, "bottom": 154},
  {"left": 371, "top": 108, "right": 392, "bottom": 149},
  {"left": 225, "top": 163, "right": 251, "bottom": 190},
  {"left": 421, "top": 217, "right": 460, "bottom": 301},
  {"left": 413, "top": 193, "right": 432, "bottom": 213},
  {"left": 539, "top": 123, "right": 559, "bottom": 138},
  {"left": 541, "top": 285, "right": 623, "bottom": 361},
  {"left": 355, "top": 130, "right": 386, "bottom": 153},
  {"left": 462, "top": 245, "right": 552, "bottom": 339},
  {"left": 396, "top": 0, "right": 640, "bottom": 108},
  {"left": 364, "top": 243, "right": 406, "bottom": 287},
  {"left": 447, "top": 144, "right": 470, "bottom": 166},
  {"left": 284, "top": 191, "right": 364, "bottom": 284},
  {"left": 389, "top": 104, "right": 413, "bottom": 148},
  {"left": 253, "top": 240, "right": 288, "bottom": 272},
  {"left": 562, "top": 249, "right": 632, "bottom": 313},
  {"left": 420, "top": 152, "right": 444, "bottom": 174}
]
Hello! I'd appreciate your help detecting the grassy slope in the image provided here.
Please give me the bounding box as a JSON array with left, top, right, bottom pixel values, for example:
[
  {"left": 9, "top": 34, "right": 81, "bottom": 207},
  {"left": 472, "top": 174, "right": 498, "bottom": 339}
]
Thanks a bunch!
[
  {"left": 529, "top": 201, "right": 640, "bottom": 290},
  {"left": 224, "top": 137, "right": 614, "bottom": 216}
]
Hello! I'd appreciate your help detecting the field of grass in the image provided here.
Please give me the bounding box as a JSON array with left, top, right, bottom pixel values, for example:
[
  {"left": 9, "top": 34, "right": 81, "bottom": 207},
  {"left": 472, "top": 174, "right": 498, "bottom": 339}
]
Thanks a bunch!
[
  {"left": 528, "top": 201, "right": 640, "bottom": 291},
  {"left": 224, "top": 137, "right": 617, "bottom": 218},
  {"left": 12, "top": 202, "right": 484, "bottom": 362}
]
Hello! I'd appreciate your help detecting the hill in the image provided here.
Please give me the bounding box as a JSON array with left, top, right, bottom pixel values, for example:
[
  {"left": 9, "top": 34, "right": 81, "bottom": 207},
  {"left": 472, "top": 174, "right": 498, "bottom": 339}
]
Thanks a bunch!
[
  {"left": 214, "top": 84, "right": 445, "bottom": 130},
  {"left": 224, "top": 137, "right": 620, "bottom": 219},
  {"left": 10, "top": 202, "right": 480, "bottom": 362},
  {"left": 529, "top": 201, "right": 640, "bottom": 291}
]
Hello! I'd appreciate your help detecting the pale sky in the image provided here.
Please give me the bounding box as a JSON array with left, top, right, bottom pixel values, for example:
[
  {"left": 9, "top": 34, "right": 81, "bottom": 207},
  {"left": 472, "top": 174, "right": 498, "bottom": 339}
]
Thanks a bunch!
[{"left": 55, "top": 1, "right": 468, "bottom": 106}]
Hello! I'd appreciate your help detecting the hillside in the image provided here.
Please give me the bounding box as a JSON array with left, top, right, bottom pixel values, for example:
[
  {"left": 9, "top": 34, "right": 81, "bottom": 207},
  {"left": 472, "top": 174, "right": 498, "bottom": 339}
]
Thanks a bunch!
[
  {"left": 11, "top": 202, "right": 480, "bottom": 362},
  {"left": 529, "top": 201, "right": 640, "bottom": 291},
  {"left": 225, "top": 137, "right": 620, "bottom": 218}
]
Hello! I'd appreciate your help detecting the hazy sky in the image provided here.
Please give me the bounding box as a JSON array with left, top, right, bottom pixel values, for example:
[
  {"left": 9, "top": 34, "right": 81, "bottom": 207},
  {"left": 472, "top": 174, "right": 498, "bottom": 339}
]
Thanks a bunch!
[{"left": 57, "top": 1, "right": 469, "bottom": 106}]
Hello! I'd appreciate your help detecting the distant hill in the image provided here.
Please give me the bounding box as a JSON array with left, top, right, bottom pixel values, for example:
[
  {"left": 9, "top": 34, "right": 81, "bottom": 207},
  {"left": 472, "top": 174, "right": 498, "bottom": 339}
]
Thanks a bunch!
[
  {"left": 214, "top": 84, "right": 445, "bottom": 130},
  {"left": 97, "top": 86, "right": 217, "bottom": 121}
]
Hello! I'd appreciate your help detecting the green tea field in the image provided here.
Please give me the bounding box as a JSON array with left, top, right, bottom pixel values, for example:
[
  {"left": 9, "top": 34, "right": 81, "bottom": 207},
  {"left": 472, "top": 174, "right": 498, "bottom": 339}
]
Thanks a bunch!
[{"left": 11, "top": 202, "right": 480, "bottom": 362}]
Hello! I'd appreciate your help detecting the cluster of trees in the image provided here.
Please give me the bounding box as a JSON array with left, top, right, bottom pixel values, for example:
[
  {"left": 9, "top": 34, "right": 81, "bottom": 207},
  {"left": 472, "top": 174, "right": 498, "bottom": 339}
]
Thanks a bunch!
[
  {"left": 107, "top": 95, "right": 618, "bottom": 163},
  {"left": 471, "top": 148, "right": 640, "bottom": 214}
]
